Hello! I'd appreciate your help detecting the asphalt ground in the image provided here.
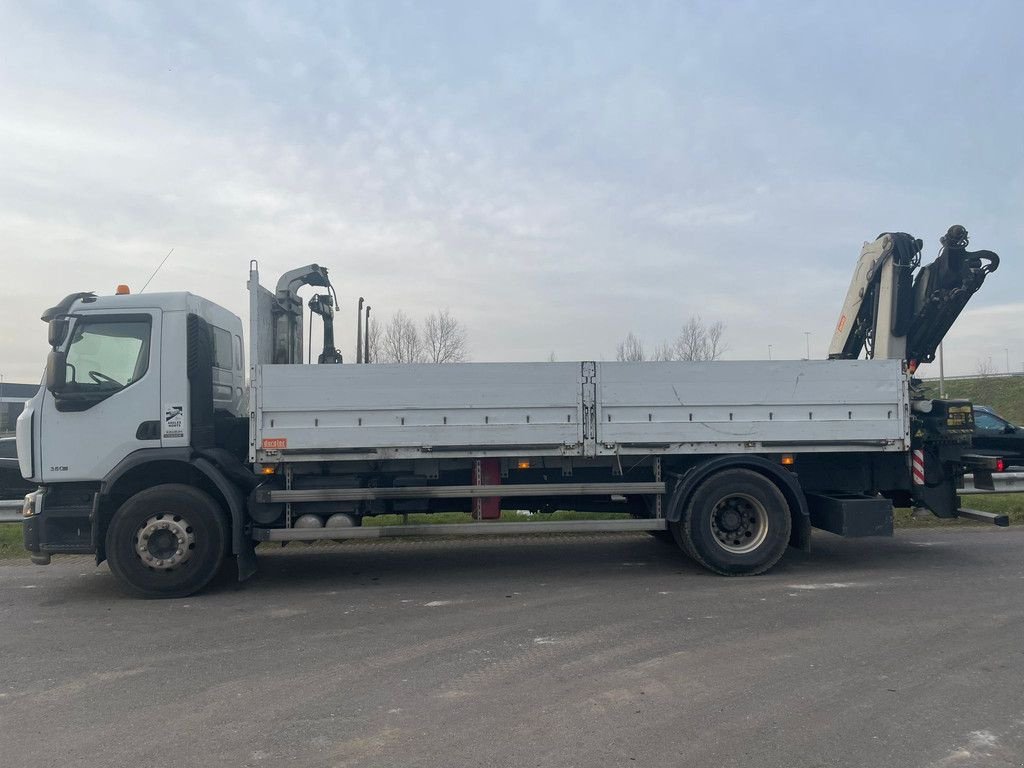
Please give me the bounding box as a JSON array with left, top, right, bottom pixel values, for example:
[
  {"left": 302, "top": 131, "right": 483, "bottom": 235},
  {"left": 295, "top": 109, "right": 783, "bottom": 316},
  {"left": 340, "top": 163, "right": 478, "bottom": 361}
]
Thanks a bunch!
[{"left": 1, "top": 528, "right": 1023, "bottom": 768}]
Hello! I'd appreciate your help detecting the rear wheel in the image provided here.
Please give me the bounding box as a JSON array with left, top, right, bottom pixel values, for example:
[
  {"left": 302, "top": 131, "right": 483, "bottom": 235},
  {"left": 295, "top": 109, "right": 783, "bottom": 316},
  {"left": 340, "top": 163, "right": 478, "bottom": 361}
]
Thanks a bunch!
[
  {"left": 670, "top": 469, "right": 791, "bottom": 575},
  {"left": 105, "top": 484, "right": 228, "bottom": 598}
]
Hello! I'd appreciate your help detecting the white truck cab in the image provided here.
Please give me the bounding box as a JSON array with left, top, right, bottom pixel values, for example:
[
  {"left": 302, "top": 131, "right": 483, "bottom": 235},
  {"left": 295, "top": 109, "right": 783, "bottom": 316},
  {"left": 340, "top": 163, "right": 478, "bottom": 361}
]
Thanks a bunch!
[
  {"left": 18, "top": 289, "right": 253, "bottom": 596},
  {"left": 18, "top": 291, "right": 244, "bottom": 485}
]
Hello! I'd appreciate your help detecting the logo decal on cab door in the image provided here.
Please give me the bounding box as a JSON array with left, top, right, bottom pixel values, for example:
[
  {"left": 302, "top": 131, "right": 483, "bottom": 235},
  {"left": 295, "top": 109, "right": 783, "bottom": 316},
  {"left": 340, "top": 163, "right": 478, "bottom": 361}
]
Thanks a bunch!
[{"left": 163, "top": 404, "right": 185, "bottom": 439}]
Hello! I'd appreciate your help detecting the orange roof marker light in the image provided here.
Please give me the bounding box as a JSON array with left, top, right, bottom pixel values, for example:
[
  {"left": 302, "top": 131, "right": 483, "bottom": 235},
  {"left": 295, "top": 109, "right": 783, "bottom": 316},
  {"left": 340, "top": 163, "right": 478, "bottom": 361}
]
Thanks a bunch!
[{"left": 115, "top": 284, "right": 130, "bottom": 295}]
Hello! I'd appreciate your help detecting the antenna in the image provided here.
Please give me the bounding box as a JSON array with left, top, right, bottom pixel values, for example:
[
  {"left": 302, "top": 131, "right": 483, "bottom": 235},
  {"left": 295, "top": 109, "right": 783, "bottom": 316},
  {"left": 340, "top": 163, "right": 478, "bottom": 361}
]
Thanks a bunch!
[{"left": 140, "top": 248, "right": 174, "bottom": 293}]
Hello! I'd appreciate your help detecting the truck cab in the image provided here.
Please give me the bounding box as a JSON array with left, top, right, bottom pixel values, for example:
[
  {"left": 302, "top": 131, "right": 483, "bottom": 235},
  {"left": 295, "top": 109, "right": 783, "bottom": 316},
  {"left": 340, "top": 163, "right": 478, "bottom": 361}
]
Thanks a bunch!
[{"left": 18, "top": 290, "right": 245, "bottom": 566}]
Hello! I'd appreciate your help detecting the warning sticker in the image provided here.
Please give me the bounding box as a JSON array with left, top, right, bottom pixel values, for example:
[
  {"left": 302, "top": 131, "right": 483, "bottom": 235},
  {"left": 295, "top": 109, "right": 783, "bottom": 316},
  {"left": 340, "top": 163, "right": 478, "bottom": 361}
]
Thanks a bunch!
[
  {"left": 163, "top": 404, "right": 185, "bottom": 439},
  {"left": 262, "top": 437, "right": 287, "bottom": 451}
]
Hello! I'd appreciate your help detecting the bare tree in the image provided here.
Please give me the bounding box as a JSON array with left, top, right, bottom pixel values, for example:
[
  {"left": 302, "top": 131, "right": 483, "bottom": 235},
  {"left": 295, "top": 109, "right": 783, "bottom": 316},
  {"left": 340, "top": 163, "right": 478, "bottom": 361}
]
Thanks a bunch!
[
  {"left": 424, "top": 309, "right": 469, "bottom": 363},
  {"left": 976, "top": 358, "right": 997, "bottom": 377},
  {"left": 616, "top": 332, "right": 645, "bottom": 362},
  {"left": 376, "top": 309, "right": 469, "bottom": 363},
  {"left": 364, "top": 317, "right": 381, "bottom": 363},
  {"left": 381, "top": 310, "right": 425, "bottom": 363},
  {"left": 650, "top": 342, "right": 675, "bottom": 361},
  {"left": 673, "top": 315, "right": 727, "bottom": 361},
  {"left": 613, "top": 317, "right": 727, "bottom": 363},
  {"left": 973, "top": 357, "right": 999, "bottom": 404}
]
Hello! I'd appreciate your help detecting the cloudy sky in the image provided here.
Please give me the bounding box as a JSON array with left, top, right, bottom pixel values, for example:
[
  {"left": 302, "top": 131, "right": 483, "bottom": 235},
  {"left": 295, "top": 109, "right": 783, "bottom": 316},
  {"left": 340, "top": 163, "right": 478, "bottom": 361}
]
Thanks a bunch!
[{"left": 2, "top": 0, "right": 1021, "bottom": 382}]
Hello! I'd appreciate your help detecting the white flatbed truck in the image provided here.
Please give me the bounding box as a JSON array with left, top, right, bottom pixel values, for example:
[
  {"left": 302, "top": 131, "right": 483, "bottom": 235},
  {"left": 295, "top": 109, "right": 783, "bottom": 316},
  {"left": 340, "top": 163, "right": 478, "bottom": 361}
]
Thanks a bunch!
[{"left": 17, "top": 225, "right": 1003, "bottom": 597}]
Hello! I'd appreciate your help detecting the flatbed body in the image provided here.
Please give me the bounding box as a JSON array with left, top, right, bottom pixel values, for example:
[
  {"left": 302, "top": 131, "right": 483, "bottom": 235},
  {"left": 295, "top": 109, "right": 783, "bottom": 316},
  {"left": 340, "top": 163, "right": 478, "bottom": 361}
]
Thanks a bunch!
[{"left": 252, "top": 359, "right": 909, "bottom": 464}]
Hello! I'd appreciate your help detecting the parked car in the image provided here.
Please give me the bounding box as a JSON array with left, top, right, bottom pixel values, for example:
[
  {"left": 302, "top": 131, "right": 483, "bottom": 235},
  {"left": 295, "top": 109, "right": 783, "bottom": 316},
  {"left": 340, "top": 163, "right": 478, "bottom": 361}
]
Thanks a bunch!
[
  {"left": 972, "top": 406, "right": 1024, "bottom": 470},
  {"left": 0, "top": 436, "right": 35, "bottom": 499}
]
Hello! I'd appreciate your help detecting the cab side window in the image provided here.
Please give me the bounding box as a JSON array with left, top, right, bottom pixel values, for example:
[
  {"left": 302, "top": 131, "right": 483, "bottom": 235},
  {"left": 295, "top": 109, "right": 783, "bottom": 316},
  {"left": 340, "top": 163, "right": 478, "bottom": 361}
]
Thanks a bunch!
[
  {"left": 212, "top": 326, "right": 233, "bottom": 371},
  {"left": 64, "top": 319, "right": 151, "bottom": 390}
]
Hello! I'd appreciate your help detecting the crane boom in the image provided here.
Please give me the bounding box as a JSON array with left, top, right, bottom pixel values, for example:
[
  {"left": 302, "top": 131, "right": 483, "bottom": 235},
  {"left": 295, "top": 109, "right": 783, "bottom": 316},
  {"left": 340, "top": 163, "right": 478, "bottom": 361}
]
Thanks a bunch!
[{"left": 828, "top": 225, "right": 999, "bottom": 370}]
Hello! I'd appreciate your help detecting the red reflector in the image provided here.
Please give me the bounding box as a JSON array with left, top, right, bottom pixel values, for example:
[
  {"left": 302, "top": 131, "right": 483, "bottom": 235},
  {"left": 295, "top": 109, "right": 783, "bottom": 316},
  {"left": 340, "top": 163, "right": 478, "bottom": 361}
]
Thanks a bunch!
[{"left": 996, "top": 458, "right": 1005, "bottom": 472}]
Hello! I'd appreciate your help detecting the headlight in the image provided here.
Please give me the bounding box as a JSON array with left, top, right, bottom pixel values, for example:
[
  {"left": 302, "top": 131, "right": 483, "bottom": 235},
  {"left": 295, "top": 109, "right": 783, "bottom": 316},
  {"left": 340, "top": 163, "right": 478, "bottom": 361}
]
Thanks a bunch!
[{"left": 22, "top": 490, "right": 41, "bottom": 518}]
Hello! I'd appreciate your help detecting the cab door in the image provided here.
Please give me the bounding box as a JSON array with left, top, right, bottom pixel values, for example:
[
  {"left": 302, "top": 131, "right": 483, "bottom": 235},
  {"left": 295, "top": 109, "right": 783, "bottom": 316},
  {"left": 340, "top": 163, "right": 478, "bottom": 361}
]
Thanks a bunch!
[{"left": 39, "top": 311, "right": 161, "bottom": 482}]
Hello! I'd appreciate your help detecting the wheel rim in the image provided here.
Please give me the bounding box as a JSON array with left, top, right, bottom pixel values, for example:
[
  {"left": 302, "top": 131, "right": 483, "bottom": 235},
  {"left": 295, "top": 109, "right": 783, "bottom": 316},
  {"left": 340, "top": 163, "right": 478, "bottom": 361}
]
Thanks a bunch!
[
  {"left": 709, "top": 493, "right": 769, "bottom": 554},
  {"left": 134, "top": 513, "right": 196, "bottom": 571}
]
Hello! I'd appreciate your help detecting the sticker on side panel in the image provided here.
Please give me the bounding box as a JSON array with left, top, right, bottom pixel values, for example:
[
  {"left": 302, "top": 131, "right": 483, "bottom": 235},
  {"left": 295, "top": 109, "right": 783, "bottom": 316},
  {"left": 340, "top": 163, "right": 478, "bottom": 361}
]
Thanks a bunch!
[
  {"left": 163, "top": 404, "right": 185, "bottom": 439},
  {"left": 262, "top": 437, "right": 287, "bottom": 451}
]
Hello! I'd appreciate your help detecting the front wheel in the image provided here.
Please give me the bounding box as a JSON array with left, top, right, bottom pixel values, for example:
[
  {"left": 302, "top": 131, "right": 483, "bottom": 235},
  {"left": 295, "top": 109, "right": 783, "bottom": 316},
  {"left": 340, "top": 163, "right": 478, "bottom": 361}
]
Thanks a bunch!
[
  {"left": 105, "top": 484, "right": 228, "bottom": 598},
  {"left": 670, "top": 469, "right": 791, "bottom": 576}
]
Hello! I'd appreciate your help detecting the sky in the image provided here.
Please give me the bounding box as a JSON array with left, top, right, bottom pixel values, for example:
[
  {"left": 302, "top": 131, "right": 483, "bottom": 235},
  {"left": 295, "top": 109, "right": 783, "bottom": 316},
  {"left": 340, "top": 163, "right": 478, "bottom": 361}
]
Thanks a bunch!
[{"left": 1, "top": 0, "right": 1022, "bottom": 382}]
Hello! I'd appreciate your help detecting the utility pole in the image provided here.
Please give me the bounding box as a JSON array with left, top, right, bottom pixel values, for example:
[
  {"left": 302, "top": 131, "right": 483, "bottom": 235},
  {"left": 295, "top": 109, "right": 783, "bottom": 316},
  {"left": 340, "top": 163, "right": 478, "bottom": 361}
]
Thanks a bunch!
[
  {"left": 938, "top": 342, "right": 946, "bottom": 398},
  {"left": 1006, "top": 347, "right": 1010, "bottom": 375},
  {"left": 364, "top": 305, "right": 371, "bottom": 364},
  {"left": 767, "top": 344, "right": 773, "bottom": 360},
  {"left": 804, "top": 332, "right": 811, "bottom": 360},
  {"left": 356, "top": 297, "right": 364, "bottom": 364}
]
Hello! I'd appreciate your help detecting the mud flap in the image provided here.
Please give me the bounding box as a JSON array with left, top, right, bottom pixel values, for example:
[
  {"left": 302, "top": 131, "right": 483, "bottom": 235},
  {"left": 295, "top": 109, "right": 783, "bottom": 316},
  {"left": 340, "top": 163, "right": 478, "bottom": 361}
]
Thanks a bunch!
[
  {"left": 911, "top": 446, "right": 959, "bottom": 519},
  {"left": 193, "top": 457, "right": 258, "bottom": 581}
]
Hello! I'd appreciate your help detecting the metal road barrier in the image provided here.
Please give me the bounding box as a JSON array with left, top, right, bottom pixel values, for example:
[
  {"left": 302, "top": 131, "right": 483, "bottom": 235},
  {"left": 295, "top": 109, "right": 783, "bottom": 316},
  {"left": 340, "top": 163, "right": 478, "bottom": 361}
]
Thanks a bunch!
[
  {"left": 0, "top": 498, "right": 24, "bottom": 523},
  {"left": 961, "top": 472, "right": 1024, "bottom": 495}
]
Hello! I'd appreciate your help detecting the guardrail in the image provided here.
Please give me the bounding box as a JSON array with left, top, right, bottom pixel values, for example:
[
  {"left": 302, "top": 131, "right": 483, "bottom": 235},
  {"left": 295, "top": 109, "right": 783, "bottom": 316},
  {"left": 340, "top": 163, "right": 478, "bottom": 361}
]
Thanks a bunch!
[
  {"left": 0, "top": 498, "right": 23, "bottom": 523},
  {"left": 961, "top": 472, "right": 1024, "bottom": 495},
  {"left": 919, "top": 372, "right": 1024, "bottom": 382}
]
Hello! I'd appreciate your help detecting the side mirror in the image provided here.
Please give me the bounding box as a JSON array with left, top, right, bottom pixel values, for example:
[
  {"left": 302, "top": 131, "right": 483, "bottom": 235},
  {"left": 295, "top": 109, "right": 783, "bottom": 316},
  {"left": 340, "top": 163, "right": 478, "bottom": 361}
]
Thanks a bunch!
[
  {"left": 45, "top": 349, "right": 68, "bottom": 393},
  {"left": 1004, "top": 424, "right": 1016, "bottom": 435},
  {"left": 47, "top": 318, "right": 69, "bottom": 348}
]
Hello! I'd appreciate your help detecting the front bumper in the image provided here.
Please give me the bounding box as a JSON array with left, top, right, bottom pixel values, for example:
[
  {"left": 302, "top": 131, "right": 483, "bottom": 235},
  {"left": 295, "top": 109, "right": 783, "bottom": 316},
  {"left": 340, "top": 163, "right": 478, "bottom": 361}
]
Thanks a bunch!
[{"left": 22, "top": 485, "right": 98, "bottom": 563}]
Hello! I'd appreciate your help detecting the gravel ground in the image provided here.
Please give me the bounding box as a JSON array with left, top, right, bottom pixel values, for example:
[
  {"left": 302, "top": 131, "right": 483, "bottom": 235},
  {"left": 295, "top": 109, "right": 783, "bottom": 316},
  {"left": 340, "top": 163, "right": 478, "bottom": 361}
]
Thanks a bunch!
[{"left": 1, "top": 527, "right": 1023, "bottom": 767}]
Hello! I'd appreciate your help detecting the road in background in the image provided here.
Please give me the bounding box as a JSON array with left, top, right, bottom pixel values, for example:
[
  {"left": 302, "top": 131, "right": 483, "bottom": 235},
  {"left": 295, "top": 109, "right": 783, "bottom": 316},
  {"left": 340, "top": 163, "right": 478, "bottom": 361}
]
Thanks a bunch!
[{"left": 1, "top": 529, "right": 1023, "bottom": 767}]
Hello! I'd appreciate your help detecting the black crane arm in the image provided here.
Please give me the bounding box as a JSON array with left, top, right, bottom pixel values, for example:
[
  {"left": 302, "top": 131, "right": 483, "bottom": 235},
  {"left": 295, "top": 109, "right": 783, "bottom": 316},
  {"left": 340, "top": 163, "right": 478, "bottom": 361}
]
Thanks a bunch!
[{"left": 905, "top": 226, "right": 999, "bottom": 365}]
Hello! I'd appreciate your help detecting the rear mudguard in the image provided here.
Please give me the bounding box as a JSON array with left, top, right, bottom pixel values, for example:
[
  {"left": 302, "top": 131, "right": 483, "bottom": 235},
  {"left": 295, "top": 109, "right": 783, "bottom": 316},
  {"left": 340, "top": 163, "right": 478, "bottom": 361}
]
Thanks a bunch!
[{"left": 665, "top": 455, "right": 811, "bottom": 551}]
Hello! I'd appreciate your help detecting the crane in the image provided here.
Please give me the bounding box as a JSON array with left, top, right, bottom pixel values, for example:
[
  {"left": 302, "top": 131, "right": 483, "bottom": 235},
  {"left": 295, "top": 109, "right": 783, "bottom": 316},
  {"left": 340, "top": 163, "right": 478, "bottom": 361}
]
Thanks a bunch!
[{"left": 828, "top": 225, "right": 999, "bottom": 372}]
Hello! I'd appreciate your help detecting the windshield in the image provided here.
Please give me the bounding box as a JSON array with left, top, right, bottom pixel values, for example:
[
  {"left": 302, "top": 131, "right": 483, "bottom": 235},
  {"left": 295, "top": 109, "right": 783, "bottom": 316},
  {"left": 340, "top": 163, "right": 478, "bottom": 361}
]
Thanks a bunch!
[{"left": 64, "top": 319, "right": 151, "bottom": 390}]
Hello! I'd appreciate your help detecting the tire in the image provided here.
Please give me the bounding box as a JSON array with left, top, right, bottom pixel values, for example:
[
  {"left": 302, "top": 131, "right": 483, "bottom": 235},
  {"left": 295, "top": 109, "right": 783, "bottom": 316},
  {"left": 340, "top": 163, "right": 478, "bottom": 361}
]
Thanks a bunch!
[
  {"left": 669, "top": 469, "right": 791, "bottom": 576},
  {"left": 105, "top": 484, "right": 228, "bottom": 598}
]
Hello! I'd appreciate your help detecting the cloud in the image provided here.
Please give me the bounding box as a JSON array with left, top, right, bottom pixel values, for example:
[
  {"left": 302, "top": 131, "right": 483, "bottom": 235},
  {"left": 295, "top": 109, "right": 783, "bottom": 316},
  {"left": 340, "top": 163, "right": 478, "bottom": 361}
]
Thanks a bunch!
[{"left": 0, "top": 1, "right": 1021, "bottom": 383}]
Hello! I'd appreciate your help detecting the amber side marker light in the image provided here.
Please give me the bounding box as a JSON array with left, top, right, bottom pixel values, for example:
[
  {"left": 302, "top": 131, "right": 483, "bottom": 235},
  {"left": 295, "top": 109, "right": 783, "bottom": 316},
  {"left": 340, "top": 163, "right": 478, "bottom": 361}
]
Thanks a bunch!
[
  {"left": 780, "top": 455, "right": 795, "bottom": 466},
  {"left": 259, "top": 466, "right": 276, "bottom": 475},
  {"left": 517, "top": 460, "right": 531, "bottom": 470}
]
